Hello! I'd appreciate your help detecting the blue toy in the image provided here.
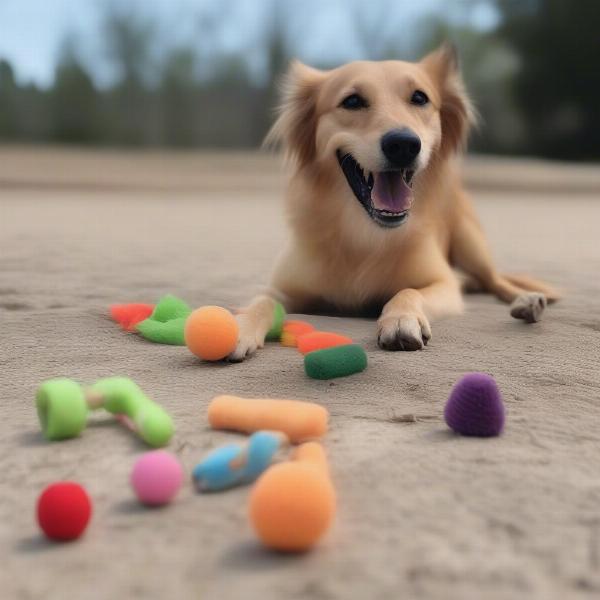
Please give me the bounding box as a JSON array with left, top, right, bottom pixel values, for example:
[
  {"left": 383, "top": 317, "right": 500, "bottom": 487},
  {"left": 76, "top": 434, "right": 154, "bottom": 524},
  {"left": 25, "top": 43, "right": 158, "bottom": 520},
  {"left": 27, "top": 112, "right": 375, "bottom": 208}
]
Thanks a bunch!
[{"left": 192, "top": 431, "right": 288, "bottom": 492}]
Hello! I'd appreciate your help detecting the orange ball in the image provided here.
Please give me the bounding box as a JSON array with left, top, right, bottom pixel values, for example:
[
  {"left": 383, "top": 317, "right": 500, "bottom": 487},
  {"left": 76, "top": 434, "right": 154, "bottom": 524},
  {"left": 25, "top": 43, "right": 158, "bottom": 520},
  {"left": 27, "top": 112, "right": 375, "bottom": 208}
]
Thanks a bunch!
[
  {"left": 249, "top": 462, "right": 336, "bottom": 552},
  {"left": 184, "top": 306, "right": 239, "bottom": 361}
]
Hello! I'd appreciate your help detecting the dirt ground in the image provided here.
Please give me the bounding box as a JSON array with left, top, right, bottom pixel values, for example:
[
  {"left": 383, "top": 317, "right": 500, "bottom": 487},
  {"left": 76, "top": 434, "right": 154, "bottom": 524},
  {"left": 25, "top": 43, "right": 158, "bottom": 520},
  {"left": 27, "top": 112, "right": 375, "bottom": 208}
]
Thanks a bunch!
[{"left": 1, "top": 146, "right": 599, "bottom": 600}]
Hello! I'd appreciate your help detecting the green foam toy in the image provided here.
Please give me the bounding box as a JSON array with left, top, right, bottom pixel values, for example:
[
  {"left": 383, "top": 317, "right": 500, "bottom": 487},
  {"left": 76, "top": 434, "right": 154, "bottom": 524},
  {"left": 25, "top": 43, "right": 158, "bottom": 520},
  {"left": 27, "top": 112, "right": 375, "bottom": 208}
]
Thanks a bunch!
[
  {"left": 90, "top": 377, "right": 174, "bottom": 447},
  {"left": 36, "top": 378, "right": 89, "bottom": 441},
  {"left": 266, "top": 302, "right": 286, "bottom": 341},
  {"left": 136, "top": 294, "right": 192, "bottom": 345},
  {"left": 35, "top": 376, "right": 174, "bottom": 447},
  {"left": 136, "top": 317, "right": 187, "bottom": 345},
  {"left": 304, "top": 344, "right": 368, "bottom": 380},
  {"left": 149, "top": 294, "right": 191, "bottom": 321}
]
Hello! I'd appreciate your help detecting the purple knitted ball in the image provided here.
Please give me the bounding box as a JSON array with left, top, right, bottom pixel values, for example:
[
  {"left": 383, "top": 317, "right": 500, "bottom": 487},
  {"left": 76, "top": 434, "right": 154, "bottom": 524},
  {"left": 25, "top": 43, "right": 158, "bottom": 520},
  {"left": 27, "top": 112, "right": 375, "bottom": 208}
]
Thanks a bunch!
[{"left": 444, "top": 373, "right": 505, "bottom": 437}]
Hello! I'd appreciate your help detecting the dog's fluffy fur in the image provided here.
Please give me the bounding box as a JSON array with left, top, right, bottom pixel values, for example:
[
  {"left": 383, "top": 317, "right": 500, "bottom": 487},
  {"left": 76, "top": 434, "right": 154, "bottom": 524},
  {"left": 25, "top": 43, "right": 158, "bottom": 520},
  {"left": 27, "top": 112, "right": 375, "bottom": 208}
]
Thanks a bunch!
[{"left": 229, "top": 45, "right": 559, "bottom": 361}]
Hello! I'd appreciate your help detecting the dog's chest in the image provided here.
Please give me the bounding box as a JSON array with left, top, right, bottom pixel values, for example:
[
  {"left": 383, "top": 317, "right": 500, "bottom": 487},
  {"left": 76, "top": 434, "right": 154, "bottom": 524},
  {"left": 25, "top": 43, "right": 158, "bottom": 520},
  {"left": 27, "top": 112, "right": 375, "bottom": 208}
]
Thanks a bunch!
[{"left": 316, "top": 250, "right": 415, "bottom": 308}]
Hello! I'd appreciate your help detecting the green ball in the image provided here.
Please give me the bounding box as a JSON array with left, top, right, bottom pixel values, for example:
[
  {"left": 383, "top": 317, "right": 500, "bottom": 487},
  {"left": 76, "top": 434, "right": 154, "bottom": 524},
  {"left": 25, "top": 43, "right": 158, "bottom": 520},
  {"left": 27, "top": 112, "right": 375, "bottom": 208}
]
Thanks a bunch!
[
  {"left": 36, "top": 379, "right": 88, "bottom": 440},
  {"left": 266, "top": 302, "right": 286, "bottom": 341},
  {"left": 304, "top": 344, "right": 368, "bottom": 380}
]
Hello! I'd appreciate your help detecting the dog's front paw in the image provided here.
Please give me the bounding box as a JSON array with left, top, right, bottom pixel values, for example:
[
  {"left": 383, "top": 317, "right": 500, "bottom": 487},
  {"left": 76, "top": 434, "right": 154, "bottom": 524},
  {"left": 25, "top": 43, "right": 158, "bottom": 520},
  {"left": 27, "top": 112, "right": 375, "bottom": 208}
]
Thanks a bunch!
[
  {"left": 227, "top": 335, "right": 258, "bottom": 362},
  {"left": 227, "top": 314, "right": 265, "bottom": 362},
  {"left": 377, "top": 314, "right": 431, "bottom": 351},
  {"left": 510, "top": 292, "right": 547, "bottom": 323}
]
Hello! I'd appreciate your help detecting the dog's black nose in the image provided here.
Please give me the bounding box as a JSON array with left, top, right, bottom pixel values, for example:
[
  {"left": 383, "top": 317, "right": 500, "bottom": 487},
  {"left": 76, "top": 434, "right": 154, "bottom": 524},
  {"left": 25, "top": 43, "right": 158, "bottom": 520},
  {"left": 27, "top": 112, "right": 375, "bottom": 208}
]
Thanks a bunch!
[{"left": 381, "top": 129, "right": 421, "bottom": 167}]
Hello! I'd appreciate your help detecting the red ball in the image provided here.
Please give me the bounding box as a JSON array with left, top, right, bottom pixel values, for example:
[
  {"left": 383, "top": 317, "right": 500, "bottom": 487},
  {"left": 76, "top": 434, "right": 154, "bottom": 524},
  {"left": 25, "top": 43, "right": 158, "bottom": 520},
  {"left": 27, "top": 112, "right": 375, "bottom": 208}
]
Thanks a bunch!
[{"left": 37, "top": 482, "right": 92, "bottom": 541}]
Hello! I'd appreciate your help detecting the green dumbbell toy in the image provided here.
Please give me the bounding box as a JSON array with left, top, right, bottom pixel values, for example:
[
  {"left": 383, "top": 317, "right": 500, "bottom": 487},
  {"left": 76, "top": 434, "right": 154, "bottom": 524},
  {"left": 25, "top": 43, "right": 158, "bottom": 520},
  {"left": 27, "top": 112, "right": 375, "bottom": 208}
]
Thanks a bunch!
[{"left": 36, "top": 377, "right": 174, "bottom": 447}]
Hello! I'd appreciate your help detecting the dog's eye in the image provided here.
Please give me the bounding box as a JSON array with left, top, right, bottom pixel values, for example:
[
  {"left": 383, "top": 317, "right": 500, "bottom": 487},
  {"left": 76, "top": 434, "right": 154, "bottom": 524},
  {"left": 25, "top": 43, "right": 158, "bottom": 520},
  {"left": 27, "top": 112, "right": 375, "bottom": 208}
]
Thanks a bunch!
[
  {"left": 340, "top": 93, "right": 369, "bottom": 110},
  {"left": 410, "top": 90, "right": 429, "bottom": 106}
]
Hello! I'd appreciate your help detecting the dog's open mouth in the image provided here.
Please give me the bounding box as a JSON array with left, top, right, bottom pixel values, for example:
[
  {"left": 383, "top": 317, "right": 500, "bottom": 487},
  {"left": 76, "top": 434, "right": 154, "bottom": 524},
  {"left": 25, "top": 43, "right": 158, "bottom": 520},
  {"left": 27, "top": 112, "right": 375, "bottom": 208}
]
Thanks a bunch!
[{"left": 337, "top": 151, "right": 414, "bottom": 228}]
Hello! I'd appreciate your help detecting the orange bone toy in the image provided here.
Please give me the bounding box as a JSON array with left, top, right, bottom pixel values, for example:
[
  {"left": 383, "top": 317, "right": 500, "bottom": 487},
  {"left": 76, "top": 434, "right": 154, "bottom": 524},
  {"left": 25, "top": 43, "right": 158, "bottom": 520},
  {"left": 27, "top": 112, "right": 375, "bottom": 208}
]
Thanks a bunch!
[{"left": 207, "top": 395, "right": 328, "bottom": 443}]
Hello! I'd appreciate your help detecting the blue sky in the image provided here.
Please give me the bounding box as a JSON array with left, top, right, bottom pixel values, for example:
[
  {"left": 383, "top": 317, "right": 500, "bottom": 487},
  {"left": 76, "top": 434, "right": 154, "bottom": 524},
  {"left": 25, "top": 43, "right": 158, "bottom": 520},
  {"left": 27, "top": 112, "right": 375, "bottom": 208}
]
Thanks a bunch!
[
  {"left": 0, "top": 0, "right": 499, "bottom": 87},
  {"left": 0, "top": 0, "right": 92, "bottom": 86}
]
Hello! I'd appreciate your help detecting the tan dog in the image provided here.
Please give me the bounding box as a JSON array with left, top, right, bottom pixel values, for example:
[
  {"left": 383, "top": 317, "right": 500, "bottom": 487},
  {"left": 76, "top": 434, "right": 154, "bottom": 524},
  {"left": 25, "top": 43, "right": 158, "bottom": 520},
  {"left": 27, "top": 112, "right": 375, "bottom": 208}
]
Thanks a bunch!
[{"left": 229, "top": 45, "right": 558, "bottom": 361}]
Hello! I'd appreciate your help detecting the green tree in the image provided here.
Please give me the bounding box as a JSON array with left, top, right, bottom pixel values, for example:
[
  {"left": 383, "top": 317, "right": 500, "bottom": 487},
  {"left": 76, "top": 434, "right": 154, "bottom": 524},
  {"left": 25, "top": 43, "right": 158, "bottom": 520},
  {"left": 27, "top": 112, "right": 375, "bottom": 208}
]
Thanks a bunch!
[
  {"left": 50, "top": 43, "right": 101, "bottom": 143},
  {"left": 103, "top": 8, "right": 156, "bottom": 145},
  {"left": 160, "top": 49, "right": 199, "bottom": 146},
  {"left": 496, "top": 0, "right": 600, "bottom": 160},
  {"left": 250, "top": 1, "right": 290, "bottom": 145},
  {"left": 0, "top": 60, "right": 20, "bottom": 138}
]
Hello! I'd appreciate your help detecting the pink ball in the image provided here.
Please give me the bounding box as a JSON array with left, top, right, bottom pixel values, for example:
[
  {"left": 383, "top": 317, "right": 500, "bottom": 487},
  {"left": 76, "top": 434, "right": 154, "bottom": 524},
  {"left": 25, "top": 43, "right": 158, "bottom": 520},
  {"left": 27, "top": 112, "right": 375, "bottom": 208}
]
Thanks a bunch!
[{"left": 130, "top": 451, "right": 183, "bottom": 506}]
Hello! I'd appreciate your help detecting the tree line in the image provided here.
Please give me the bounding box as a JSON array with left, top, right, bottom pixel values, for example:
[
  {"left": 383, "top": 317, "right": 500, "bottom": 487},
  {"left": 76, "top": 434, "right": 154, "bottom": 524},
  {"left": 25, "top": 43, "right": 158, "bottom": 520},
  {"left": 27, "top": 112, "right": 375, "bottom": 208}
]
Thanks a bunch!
[{"left": 0, "top": 0, "right": 597, "bottom": 160}]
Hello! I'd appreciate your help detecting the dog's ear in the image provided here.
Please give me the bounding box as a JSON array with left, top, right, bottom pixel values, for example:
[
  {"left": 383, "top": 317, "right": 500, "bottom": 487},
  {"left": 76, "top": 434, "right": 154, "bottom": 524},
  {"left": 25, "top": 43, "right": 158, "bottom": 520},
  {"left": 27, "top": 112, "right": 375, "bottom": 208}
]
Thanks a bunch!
[
  {"left": 421, "top": 44, "right": 477, "bottom": 155},
  {"left": 264, "top": 61, "right": 326, "bottom": 167}
]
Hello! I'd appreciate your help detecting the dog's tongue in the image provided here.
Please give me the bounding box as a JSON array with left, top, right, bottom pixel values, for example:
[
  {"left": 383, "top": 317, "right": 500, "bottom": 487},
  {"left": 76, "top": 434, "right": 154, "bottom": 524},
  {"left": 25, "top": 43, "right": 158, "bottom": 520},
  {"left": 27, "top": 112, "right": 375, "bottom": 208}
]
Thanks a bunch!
[{"left": 371, "top": 171, "right": 411, "bottom": 212}]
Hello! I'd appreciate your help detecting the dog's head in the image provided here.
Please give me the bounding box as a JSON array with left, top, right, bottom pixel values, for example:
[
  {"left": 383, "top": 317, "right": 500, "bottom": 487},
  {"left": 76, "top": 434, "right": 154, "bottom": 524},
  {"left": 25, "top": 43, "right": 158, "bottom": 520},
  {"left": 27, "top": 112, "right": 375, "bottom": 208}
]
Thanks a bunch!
[{"left": 267, "top": 45, "right": 475, "bottom": 229}]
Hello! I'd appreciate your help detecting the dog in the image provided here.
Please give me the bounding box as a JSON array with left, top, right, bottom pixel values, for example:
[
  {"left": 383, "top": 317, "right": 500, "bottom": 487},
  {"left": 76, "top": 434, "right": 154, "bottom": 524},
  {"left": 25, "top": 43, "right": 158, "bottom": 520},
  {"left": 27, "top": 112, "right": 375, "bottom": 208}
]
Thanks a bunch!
[{"left": 228, "top": 44, "right": 559, "bottom": 362}]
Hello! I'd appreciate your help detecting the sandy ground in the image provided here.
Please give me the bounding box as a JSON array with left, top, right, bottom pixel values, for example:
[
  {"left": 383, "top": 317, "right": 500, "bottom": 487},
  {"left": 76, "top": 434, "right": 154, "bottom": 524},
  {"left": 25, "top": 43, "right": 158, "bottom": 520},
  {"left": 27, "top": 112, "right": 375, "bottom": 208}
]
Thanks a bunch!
[{"left": 1, "top": 147, "right": 599, "bottom": 600}]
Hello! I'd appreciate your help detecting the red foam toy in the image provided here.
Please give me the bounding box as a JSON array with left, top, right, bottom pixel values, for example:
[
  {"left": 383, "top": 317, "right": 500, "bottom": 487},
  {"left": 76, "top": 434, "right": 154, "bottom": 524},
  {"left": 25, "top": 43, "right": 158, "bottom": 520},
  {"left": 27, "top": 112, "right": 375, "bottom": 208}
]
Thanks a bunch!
[
  {"left": 280, "top": 320, "right": 316, "bottom": 347},
  {"left": 297, "top": 331, "right": 354, "bottom": 354},
  {"left": 110, "top": 303, "right": 155, "bottom": 331},
  {"left": 37, "top": 482, "right": 92, "bottom": 541}
]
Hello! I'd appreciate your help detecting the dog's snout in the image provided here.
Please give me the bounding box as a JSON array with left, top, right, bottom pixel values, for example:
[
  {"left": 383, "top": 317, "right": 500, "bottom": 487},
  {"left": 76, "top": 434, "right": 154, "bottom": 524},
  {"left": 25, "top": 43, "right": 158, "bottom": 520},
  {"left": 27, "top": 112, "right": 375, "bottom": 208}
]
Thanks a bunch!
[{"left": 380, "top": 129, "right": 421, "bottom": 168}]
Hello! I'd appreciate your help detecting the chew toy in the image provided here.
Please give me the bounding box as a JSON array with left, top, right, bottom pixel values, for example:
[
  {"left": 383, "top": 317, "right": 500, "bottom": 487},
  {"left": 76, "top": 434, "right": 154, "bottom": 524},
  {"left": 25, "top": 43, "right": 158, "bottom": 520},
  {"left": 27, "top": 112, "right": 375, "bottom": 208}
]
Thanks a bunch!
[
  {"left": 37, "top": 482, "right": 92, "bottom": 541},
  {"left": 110, "top": 303, "right": 154, "bottom": 331},
  {"left": 304, "top": 344, "right": 368, "bottom": 380},
  {"left": 36, "top": 377, "right": 174, "bottom": 447},
  {"left": 91, "top": 377, "right": 174, "bottom": 446},
  {"left": 136, "top": 317, "right": 188, "bottom": 345},
  {"left": 184, "top": 305, "right": 239, "bottom": 361},
  {"left": 130, "top": 451, "right": 183, "bottom": 506},
  {"left": 266, "top": 302, "right": 286, "bottom": 341},
  {"left": 280, "top": 320, "right": 315, "bottom": 347},
  {"left": 208, "top": 395, "right": 328, "bottom": 442},
  {"left": 297, "top": 331, "right": 354, "bottom": 354},
  {"left": 249, "top": 442, "right": 336, "bottom": 552},
  {"left": 36, "top": 378, "right": 88, "bottom": 441},
  {"left": 136, "top": 294, "right": 192, "bottom": 345},
  {"left": 149, "top": 294, "right": 192, "bottom": 322},
  {"left": 192, "top": 431, "right": 289, "bottom": 492},
  {"left": 444, "top": 372, "right": 505, "bottom": 437}
]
